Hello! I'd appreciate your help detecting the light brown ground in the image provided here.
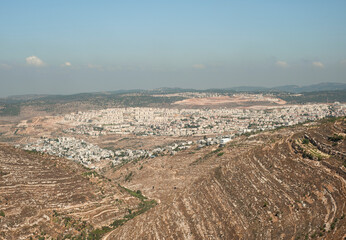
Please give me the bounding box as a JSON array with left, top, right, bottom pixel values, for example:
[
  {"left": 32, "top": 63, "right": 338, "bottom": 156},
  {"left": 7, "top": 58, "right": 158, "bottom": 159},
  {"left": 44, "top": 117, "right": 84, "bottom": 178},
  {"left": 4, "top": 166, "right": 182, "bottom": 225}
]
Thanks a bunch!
[
  {"left": 173, "top": 95, "right": 286, "bottom": 106},
  {"left": 0, "top": 145, "right": 143, "bottom": 240},
  {"left": 104, "top": 119, "right": 346, "bottom": 240}
]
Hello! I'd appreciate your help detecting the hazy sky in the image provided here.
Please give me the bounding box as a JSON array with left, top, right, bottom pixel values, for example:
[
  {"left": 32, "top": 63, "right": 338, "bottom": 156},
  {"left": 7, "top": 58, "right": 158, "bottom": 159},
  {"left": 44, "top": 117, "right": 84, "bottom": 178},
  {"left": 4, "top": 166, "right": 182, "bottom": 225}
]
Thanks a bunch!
[{"left": 1, "top": 1, "right": 346, "bottom": 97}]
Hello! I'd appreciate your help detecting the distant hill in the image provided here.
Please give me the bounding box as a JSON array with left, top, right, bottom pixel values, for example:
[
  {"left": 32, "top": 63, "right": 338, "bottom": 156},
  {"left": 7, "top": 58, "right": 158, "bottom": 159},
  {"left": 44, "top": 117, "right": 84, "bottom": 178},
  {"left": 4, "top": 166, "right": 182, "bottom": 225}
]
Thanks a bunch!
[
  {"left": 151, "top": 87, "right": 198, "bottom": 94},
  {"left": 3, "top": 82, "right": 346, "bottom": 100},
  {"left": 1, "top": 82, "right": 345, "bottom": 117},
  {"left": 277, "top": 90, "right": 346, "bottom": 104},
  {"left": 228, "top": 82, "right": 346, "bottom": 93},
  {"left": 5, "top": 94, "right": 50, "bottom": 101},
  {"left": 272, "top": 82, "right": 346, "bottom": 93},
  {"left": 145, "top": 83, "right": 346, "bottom": 94},
  {"left": 230, "top": 86, "right": 268, "bottom": 92}
]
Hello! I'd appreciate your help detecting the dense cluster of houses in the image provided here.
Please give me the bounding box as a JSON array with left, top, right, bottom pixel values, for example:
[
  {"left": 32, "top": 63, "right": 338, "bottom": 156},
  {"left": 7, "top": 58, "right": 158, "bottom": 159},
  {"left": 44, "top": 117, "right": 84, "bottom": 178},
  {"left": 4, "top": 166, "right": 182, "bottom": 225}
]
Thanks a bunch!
[
  {"left": 62, "top": 103, "right": 345, "bottom": 137},
  {"left": 23, "top": 137, "right": 114, "bottom": 167},
  {"left": 22, "top": 102, "right": 345, "bottom": 169},
  {"left": 22, "top": 135, "right": 232, "bottom": 168}
]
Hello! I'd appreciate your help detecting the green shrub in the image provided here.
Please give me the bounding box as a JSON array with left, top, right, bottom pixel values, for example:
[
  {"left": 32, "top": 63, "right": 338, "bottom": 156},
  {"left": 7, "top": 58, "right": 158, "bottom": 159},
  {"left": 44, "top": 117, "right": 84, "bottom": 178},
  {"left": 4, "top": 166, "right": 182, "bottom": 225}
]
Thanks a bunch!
[
  {"left": 118, "top": 184, "right": 147, "bottom": 200},
  {"left": 111, "top": 219, "right": 126, "bottom": 228},
  {"left": 328, "top": 134, "right": 343, "bottom": 142},
  {"left": 87, "top": 226, "right": 111, "bottom": 240},
  {"left": 302, "top": 151, "right": 313, "bottom": 160},
  {"left": 83, "top": 171, "right": 99, "bottom": 177},
  {"left": 124, "top": 172, "right": 133, "bottom": 182}
]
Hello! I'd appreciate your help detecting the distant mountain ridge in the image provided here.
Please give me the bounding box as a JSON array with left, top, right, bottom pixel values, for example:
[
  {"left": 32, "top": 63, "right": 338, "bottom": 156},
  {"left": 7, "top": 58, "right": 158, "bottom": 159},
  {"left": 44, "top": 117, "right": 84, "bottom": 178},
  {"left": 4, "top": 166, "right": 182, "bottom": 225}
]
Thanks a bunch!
[
  {"left": 272, "top": 82, "right": 346, "bottom": 93},
  {"left": 2, "top": 82, "right": 346, "bottom": 100},
  {"left": 230, "top": 82, "right": 346, "bottom": 93}
]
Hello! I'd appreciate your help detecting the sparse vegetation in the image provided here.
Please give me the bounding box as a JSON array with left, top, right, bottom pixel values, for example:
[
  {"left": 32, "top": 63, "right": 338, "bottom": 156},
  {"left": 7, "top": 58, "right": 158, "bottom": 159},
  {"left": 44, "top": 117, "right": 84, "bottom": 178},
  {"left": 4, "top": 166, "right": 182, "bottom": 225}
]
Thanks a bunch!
[
  {"left": 330, "top": 217, "right": 338, "bottom": 230},
  {"left": 0, "top": 210, "right": 5, "bottom": 217},
  {"left": 302, "top": 151, "right": 313, "bottom": 160},
  {"left": 124, "top": 171, "right": 133, "bottom": 182},
  {"left": 104, "top": 184, "right": 158, "bottom": 235},
  {"left": 118, "top": 184, "right": 147, "bottom": 200},
  {"left": 83, "top": 171, "right": 99, "bottom": 178},
  {"left": 328, "top": 134, "right": 343, "bottom": 142},
  {"left": 217, "top": 152, "right": 224, "bottom": 157},
  {"left": 87, "top": 226, "right": 112, "bottom": 240},
  {"left": 212, "top": 148, "right": 222, "bottom": 154},
  {"left": 0, "top": 170, "right": 8, "bottom": 176},
  {"left": 0, "top": 103, "right": 21, "bottom": 116},
  {"left": 190, "top": 148, "right": 224, "bottom": 165},
  {"left": 48, "top": 184, "right": 157, "bottom": 240},
  {"left": 110, "top": 219, "right": 127, "bottom": 228}
]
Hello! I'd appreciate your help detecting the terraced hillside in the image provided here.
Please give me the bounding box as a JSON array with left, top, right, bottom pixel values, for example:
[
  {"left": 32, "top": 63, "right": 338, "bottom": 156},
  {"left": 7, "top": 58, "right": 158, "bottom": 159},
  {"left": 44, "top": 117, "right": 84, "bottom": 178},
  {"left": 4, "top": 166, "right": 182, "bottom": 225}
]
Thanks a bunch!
[
  {"left": 0, "top": 118, "right": 345, "bottom": 240},
  {"left": 0, "top": 145, "right": 155, "bottom": 240},
  {"left": 106, "top": 118, "right": 346, "bottom": 240}
]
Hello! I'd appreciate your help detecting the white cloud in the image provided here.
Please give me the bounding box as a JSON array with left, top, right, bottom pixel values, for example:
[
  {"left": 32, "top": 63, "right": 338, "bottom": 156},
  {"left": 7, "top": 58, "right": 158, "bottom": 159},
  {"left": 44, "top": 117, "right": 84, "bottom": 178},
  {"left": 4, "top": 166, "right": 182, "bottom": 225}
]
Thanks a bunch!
[
  {"left": 62, "top": 62, "right": 72, "bottom": 67},
  {"left": 312, "top": 61, "right": 324, "bottom": 68},
  {"left": 192, "top": 64, "right": 206, "bottom": 69},
  {"left": 275, "top": 61, "right": 289, "bottom": 68},
  {"left": 26, "top": 56, "right": 45, "bottom": 66}
]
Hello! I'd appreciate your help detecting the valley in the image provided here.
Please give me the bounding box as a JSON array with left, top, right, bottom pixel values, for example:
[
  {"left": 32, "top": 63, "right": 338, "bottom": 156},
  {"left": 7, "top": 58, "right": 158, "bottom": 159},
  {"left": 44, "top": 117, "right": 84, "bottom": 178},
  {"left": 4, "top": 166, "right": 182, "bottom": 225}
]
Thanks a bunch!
[{"left": 0, "top": 91, "right": 345, "bottom": 239}]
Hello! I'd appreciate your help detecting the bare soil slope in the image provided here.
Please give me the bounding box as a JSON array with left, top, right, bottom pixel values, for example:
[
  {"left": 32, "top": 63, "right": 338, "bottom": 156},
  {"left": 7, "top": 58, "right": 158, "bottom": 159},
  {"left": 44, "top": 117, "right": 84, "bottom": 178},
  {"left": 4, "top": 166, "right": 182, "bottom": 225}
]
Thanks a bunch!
[
  {"left": 0, "top": 145, "right": 148, "bottom": 240},
  {"left": 106, "top": 119, "right": 346, "bottom": 240}
]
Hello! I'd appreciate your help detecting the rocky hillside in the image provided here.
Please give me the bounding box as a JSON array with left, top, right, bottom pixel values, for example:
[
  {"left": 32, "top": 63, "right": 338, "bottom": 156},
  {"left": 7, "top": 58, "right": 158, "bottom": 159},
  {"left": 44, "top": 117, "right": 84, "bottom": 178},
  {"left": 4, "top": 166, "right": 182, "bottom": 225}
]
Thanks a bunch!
[
  {"left": 0, "top": 118, "right": 344, "bottom": 240},
  {"left": 0, "top": 145, "right": 155, "bottom": 240},
  {"left": 105, "top": 118, "right": 346, "bottom": 240}
]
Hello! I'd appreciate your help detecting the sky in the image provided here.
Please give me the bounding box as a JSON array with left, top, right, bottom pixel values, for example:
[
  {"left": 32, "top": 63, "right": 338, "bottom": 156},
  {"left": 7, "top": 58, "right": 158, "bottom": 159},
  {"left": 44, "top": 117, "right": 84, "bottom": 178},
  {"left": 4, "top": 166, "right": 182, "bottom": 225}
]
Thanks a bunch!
[{"left": 1, "top": 1, "right": 346, "bottom": 97}]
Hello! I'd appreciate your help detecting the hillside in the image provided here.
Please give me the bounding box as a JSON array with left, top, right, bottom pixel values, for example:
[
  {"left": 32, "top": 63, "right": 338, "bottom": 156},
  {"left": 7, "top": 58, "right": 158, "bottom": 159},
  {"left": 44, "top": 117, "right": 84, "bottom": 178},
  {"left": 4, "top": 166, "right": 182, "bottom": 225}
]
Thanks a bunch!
[
  {"left": 105, "top": 118, "right": 346, "bottom": 239},
  {"left": 0, "top": 117, "right": 345, "bottom": 239},
  {"left": 277, "top": 90, "right": 346, "bottom": 104},
  {"left": 0, "top": 145, "right": 155, "bottom": 240},
  {"left": 272, "top": 82, "right": 346, "bottom": 93}
]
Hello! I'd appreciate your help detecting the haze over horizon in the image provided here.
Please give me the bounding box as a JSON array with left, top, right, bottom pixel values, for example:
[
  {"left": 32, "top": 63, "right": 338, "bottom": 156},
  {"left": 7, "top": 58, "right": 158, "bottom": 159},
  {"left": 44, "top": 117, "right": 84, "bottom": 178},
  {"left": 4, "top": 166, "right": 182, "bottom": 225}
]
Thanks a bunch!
[{"left": 1, "top": 1, "right": 346, "bottom": 97}]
